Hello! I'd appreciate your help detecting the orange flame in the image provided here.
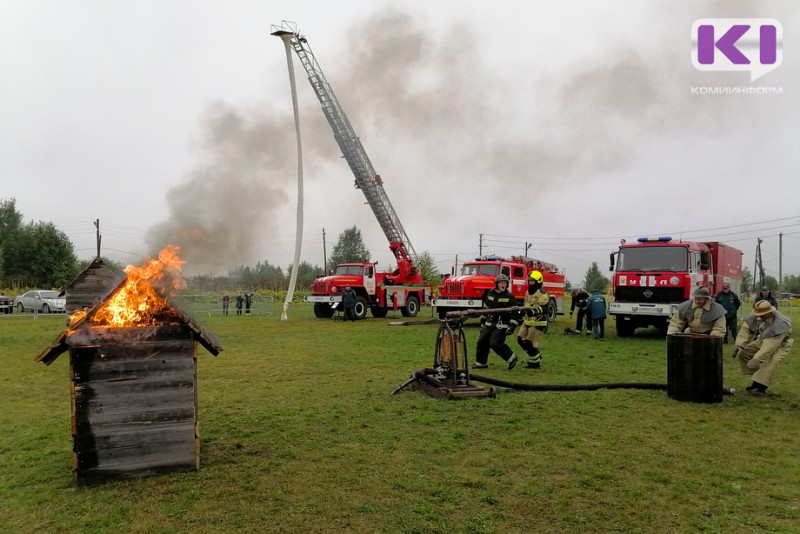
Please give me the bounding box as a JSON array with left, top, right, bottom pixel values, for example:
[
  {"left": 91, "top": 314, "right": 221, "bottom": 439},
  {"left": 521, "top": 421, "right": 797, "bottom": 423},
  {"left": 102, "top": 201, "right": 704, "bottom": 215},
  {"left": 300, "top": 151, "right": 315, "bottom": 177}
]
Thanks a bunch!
[{"left": 85, "top": 245, "right": 186, "bottom": 328}]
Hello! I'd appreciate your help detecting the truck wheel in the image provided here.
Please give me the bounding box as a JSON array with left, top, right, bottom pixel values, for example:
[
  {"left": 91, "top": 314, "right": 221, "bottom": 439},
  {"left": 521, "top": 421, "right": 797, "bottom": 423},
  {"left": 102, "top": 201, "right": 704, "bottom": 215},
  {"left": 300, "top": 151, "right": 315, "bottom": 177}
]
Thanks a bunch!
[
  {"left": 313, "top": 303, "right": 335, "bottom": 318},
  {"left": 354, "top": 297, "right": 368, "bottom": 320},
  {"left": 371, "top": 307, "right": 388, "bottom": 318},
  {"left": 401, "top": 296, "right": 420, "bottom": 317},
  {"left": 616, "top": 319, "right": 636, "bottom": 337},
  {"left": 545, "top": 300, "right": 557, "bottom": 323}
]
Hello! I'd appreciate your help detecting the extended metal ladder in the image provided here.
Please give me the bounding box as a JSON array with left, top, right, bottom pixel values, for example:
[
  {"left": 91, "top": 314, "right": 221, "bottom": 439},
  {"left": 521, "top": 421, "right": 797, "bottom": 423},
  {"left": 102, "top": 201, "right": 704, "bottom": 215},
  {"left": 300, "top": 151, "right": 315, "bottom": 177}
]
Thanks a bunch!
[{"left": 272, "top": 23, "right": 417, "bottom": 264}]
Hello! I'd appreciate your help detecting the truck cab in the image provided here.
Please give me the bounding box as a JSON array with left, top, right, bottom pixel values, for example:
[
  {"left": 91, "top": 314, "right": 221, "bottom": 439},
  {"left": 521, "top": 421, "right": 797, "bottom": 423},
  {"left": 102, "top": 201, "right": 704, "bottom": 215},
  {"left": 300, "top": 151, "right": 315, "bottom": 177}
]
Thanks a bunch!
[
  {"left": 609, "top": 237, "right": 742, "bottom": 336},
  {"left": 434, "top": 256, "right": 564, "bottom": 321}
]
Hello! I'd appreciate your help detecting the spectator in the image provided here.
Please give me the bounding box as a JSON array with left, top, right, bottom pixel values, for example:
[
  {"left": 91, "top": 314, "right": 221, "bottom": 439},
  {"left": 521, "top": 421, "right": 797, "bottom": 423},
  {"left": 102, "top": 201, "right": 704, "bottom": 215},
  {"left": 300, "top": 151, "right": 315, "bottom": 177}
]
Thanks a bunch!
[
  {"left": 734, "top": 300, "right": 793, "bottom": 397},
  {"left": 341, "top": 285, "right": 357, "bottom": 322},
  {"left": 713, "top": 284, "right": 741, "bottom": 344},
  {"left": 754, "top": 286, "right": 778, "bottom": 309},
  {"left": 222, "top": 294, "right": 230, "bottom": 315},
  {"left": 244, "top": 291, "right": 254, "bottom": 315}
]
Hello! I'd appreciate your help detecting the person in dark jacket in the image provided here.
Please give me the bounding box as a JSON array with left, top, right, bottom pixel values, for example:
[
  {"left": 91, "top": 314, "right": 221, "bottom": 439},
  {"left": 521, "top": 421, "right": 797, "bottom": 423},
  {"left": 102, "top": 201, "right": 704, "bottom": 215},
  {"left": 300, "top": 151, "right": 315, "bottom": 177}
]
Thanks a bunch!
[
  {"left": 713, "top": 283, "right": 741, "bottom": 343},
  {"left": 570, "top": 288, "right": 591, "bottom": 334},
  {"left": 235, "top": 293, "right": 244, "bottom": 315},
  {"left": 754, "top": 286, "right": 778, "bottom": 309},
  {"left": 473, "top": 274, "right": 520, "bottom": 370},
  {"left": 586, "top": 288, "right": 607, "bottom": 339},
  {"left": 341, "top": 285, "right": 357, "bottom": 321},
  {"left": 244, "top": 291, "right": 254, "bottom": 315}
]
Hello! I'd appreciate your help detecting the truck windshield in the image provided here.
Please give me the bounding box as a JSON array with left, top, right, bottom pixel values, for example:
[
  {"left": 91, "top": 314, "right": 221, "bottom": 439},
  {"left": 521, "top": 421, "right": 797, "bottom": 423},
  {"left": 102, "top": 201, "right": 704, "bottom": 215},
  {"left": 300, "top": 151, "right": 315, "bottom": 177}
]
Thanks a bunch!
[
  {"left": 335, "top": 266, "right": 364, "bottom": 275},
  {"left": 461, "top": 264, "right": 499, "bottom": 276},
  {"left": 618, "top": 246, "right": 687, "bottom": 272}
]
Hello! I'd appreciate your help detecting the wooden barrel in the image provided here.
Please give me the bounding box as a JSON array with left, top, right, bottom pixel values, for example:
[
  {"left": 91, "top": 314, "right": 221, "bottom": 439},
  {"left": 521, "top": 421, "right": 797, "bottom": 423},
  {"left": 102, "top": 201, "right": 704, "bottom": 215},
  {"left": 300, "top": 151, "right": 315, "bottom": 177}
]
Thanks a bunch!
[{"left": 666, "top": 334, "right": 723, "bottom": 403}]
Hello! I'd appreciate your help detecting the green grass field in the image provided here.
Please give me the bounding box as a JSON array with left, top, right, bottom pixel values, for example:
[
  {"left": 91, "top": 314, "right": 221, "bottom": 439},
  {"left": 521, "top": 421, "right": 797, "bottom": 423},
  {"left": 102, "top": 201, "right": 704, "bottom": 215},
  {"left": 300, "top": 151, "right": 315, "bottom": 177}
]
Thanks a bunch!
[{"left": 1, "top": 304, "right": 798, "bottom": 533}]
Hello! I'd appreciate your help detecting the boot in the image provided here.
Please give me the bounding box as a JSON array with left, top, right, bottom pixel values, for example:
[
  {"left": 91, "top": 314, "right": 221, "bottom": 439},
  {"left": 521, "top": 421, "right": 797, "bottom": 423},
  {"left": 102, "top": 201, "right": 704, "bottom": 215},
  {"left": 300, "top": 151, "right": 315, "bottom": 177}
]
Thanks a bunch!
[{"left": 507, "top": 354, "right": 518, "bottom": 370}]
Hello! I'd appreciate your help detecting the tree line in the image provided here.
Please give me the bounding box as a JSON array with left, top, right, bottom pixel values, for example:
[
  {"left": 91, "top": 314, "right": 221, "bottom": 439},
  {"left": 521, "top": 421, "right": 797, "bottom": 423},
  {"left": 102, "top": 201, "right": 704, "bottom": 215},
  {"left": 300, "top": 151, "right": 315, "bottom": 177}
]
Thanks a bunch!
[{"left": 0, "top": 203, "right": 443, "bottom": 293}]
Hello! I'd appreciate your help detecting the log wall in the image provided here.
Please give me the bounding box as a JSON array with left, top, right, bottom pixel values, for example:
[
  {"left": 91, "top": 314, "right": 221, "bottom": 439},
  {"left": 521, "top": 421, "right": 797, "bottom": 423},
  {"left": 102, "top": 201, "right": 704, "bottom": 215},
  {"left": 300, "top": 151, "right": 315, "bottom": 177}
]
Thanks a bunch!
[{"left": 70, "top": 327, "right": 199, "bottom": 486}]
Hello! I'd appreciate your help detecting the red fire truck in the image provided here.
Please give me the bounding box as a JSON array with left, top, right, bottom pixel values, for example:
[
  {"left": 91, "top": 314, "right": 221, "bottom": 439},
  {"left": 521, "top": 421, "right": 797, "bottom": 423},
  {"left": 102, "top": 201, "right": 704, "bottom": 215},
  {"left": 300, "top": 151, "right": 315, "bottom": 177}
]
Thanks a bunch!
[
  {"left": 274, "top": 26, "right": 431, "bottom": 320},
  {"left": 433, "top": 256, "right": 566, "bottom": 321},
  {"left": 608, "top": 236, "right": 743, "bottom": 336}
]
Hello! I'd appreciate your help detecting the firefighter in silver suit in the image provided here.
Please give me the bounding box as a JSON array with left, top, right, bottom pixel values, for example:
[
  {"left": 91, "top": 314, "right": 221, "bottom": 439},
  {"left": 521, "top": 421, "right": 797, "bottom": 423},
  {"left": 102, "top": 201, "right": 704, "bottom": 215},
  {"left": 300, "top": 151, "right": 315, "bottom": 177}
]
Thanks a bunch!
[{"left": 517, "top": 270, "right": 550, "bottom": 369}]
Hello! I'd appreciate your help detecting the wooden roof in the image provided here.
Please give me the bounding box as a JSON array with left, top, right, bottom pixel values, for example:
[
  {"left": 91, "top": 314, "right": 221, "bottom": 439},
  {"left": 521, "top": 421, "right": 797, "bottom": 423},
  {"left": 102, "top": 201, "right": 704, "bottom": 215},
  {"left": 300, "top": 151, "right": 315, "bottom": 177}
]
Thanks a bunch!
[{"left": 36, "top": 276, "right": 223, "bottom": 366}]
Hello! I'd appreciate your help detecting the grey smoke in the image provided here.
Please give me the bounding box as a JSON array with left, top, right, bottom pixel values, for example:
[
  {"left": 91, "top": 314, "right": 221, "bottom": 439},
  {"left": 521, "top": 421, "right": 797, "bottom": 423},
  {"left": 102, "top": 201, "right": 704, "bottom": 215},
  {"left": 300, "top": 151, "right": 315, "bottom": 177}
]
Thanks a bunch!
[{"left": 147, "top": 5, "right": 781, "bottom": 272}]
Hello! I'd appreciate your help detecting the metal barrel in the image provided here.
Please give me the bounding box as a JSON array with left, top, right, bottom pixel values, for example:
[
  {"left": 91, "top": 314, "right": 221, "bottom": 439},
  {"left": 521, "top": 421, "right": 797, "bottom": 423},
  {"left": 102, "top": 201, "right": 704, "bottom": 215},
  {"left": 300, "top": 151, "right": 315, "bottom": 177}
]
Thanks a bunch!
[{"left": 666, "top": 334, "right": 724, "bottom": 403}]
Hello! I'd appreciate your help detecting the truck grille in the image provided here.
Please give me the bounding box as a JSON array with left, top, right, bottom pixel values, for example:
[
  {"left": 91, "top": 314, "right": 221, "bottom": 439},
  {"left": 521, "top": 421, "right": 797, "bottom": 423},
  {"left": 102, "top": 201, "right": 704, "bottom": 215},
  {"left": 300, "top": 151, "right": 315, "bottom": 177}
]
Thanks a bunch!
[
  {"left": 615, "top": 287, "right": 685, "bottom": 303},
  {"left": 312, "top": 281, "right": 328, "bottom": 294},
  {"left": 445, "top": 281, "right": 464, "bottom": 294}
]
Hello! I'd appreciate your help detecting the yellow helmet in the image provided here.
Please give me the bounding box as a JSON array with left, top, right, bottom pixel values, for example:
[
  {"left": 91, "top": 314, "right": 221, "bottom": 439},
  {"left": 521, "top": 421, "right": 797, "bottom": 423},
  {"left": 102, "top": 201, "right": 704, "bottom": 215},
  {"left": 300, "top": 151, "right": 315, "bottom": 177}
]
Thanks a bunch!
[{"left": 528, "top": 270, "right": 543, "bottom": 284}]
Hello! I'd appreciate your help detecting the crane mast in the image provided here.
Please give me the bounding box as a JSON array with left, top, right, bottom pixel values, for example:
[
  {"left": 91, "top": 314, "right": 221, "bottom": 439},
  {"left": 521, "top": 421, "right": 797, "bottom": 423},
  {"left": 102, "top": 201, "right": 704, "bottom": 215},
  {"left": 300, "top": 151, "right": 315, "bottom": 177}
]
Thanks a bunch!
[{"left": 271, "top": 23, "right": 418, "bottom": 278}]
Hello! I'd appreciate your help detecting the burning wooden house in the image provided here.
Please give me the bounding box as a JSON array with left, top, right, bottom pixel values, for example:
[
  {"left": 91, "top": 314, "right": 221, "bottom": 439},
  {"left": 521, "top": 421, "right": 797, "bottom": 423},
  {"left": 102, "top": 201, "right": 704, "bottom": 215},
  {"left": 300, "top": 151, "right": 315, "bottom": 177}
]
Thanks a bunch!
[
  {"left": 36, "top": 247, "right": 223, "bottom": 486},
  {"left": 63, "top": 256, "right": 125, "bottom": 315}
]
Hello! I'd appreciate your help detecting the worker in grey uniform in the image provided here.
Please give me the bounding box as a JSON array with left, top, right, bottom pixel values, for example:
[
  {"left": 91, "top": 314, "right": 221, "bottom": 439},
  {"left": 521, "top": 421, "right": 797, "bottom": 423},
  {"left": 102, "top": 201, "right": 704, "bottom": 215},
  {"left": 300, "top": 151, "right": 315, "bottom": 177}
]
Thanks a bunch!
[{"left": 734, "top": 300, "right": 793, "bottom": 397}]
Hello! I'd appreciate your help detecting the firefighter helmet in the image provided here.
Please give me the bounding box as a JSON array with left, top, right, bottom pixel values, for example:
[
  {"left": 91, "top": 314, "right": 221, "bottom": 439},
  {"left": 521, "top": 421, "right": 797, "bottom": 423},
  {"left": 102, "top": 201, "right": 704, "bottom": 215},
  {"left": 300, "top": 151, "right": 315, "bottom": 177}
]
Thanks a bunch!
[
  {"left": 495, "top": 274, "right": 510, "bottom": 285},
  {"left": 528, "top": 270, "right": 544, "bottom": 284}
]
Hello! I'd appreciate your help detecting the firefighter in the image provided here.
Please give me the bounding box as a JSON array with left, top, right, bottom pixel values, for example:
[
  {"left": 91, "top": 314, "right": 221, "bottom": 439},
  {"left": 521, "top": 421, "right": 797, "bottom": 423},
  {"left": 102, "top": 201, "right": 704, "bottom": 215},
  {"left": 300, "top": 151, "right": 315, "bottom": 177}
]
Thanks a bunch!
[
  {"left": 517, "top": 270, "right": 550, "bottom": 368},
  {"left": 473, "top": 274, "right": 519, "bottom": 370},
  {"left": 570, "top": 288, "right": 591, "bottom": 334},
  {"left": 734, "top": 300, "right": 793, "bottom": 397},
  {"left": 667, "top": 286, "right": 727, "bottom": 336}
]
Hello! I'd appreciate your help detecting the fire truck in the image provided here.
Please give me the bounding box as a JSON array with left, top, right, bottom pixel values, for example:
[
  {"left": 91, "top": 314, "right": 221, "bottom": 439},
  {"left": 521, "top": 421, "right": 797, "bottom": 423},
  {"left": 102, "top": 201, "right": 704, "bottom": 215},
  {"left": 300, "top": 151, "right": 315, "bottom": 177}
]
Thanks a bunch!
[
  {"left": 608, "top": 236, "right": 743, "bottom": 337},
  {"left": 272, "top": 24, "right": 431, "bottom": 320},
  {"left": 433, "top": 256, "right": 566, "bottom": 321}
]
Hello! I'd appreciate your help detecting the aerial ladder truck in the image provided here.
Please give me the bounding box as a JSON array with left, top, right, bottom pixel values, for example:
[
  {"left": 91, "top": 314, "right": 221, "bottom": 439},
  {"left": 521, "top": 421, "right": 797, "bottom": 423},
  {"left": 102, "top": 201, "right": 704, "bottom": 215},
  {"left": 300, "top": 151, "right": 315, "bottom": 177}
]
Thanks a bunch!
[{"left": 272, "top": 23, "right": 430, "bottom": 320}]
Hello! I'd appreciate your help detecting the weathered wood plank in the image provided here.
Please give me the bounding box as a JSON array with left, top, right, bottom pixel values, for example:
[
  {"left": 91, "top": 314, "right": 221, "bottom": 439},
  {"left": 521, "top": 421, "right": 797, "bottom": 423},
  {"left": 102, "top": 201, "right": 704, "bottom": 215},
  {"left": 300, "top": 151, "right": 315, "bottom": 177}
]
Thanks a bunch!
[
  {"left": 73, "top": 420, "right": 195, "bottom": 451},
  {"left": 78, "top": 439, "right": 196, "bottom": 465},
  {"left": 76, "top": 454, "right": 197, "bottom": 486},
  {"left": 77, "top": 386, "right": 194, "bottom": 414}
]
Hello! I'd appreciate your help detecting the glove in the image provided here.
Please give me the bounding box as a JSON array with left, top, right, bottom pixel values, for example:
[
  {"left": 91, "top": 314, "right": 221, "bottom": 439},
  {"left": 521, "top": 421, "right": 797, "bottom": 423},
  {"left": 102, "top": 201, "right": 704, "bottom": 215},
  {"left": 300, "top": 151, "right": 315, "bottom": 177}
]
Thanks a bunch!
[
  {"left": 528, "top": 306, "right": 542, "bottom": 317},
  {"left": 746, "top": 358, "right": 762, "bottom": 370},
  {"left": 506, "top": 326, "right": 516, "bottom": 336},
  {"left": 732, "top": 346, "right": 742, "bottom": 359},
  {"left": 569, "top": 312, "right": 573, "bottom": 317}
]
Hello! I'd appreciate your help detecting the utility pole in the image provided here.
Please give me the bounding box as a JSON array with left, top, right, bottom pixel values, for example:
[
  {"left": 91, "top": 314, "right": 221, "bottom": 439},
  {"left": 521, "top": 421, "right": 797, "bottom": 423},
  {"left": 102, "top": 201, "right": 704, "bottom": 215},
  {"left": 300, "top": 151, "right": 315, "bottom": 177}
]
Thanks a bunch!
[
  {"left": 94, "top": 219, "right": 101, "bottom": 258},
  {"left": 779, "top": 232, "right": 783, "bottom": 293},
  {"left": 479, "top": 234, "right": 483, "bottom": 257},
  {"left": 322, "top": 228, "right": 328, "bottom": 275},
  {"left": 524, "top": 241, "right": 531, "bottom": 257},
  {"left": 755, "top": 238, "right": 765, "bottom": 289}
]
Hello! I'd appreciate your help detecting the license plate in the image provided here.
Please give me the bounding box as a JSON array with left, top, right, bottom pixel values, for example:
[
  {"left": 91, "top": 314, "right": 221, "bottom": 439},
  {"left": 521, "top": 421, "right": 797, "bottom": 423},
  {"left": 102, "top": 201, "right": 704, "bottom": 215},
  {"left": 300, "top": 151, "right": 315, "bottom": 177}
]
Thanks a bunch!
[{"left": 633, "top": 306, "right": 663, "bottom": 313}]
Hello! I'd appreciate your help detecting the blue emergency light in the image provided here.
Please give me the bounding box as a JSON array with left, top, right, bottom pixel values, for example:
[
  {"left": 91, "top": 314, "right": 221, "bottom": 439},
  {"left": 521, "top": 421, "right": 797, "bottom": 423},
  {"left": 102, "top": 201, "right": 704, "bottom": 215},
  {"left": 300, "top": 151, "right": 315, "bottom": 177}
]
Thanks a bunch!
[{"left": 636, "top": 236, "right": 673, "bottom": 243}]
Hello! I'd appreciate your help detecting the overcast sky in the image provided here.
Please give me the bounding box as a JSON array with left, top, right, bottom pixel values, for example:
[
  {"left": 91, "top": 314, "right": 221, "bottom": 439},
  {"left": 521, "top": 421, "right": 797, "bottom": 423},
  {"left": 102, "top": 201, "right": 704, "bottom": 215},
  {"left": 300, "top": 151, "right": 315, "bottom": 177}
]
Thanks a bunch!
[{"left": 2, "top": 1, "right": 798, "bottom": 285}]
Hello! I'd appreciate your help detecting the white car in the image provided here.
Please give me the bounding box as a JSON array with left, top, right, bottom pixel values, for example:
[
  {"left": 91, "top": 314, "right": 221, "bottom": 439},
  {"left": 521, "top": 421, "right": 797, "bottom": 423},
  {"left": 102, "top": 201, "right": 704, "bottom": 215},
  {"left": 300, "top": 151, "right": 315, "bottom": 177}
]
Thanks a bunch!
[{"left": 15, "top": 290, "right": 67, "bottom": 313}]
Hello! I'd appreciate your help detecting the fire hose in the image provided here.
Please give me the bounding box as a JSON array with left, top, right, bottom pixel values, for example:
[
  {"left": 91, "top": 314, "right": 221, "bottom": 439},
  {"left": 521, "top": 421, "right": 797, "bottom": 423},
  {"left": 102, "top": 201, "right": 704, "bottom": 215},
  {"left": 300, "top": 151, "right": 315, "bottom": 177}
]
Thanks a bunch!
[
  {"left": 469, "top": 374, "right": 735, "bottom": 395},
  {"left": 391, "top": 307, "right": 736, "bottom": 397}
]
